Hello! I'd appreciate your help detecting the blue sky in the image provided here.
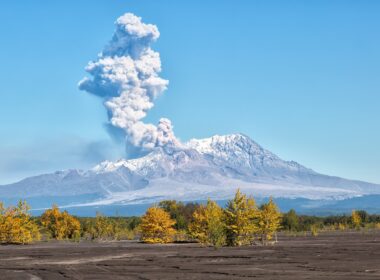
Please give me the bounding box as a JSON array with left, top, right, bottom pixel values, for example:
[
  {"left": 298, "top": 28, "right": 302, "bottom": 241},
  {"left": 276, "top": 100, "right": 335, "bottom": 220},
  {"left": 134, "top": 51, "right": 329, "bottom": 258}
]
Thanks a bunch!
[{"left": 0, "top": 0, "right": 379, "bottom": 184}]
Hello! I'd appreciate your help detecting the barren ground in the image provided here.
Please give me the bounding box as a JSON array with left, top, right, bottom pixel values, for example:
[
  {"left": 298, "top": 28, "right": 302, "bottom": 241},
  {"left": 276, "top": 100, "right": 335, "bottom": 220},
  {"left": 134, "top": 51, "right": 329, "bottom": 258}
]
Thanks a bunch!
[{"left": 0, "top": 231, "right": 380, "bottom": 279}]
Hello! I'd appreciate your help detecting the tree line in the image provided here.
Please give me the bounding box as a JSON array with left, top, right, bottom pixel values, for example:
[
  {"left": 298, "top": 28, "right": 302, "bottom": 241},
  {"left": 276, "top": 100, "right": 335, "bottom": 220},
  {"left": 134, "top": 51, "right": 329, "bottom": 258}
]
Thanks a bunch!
[
  {"left": 141, "top": 189, "right": 281, "bottom": 247},
  {"left": 282, "top": 208, "right": 380, "bottom": 234},
  {"left": 1, "top": 189, "right": 380, "bottom": 246},
  {"left": 0, "top": 202, "right": 139, "bottom": 244}
]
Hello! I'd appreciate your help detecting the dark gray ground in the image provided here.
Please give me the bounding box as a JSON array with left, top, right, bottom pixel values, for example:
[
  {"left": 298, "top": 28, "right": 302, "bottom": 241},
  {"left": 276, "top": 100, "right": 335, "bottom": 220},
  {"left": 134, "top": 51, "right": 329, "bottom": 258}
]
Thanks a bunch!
[{"left": 0, "top": 231, "right": 380, "bottom": 279}]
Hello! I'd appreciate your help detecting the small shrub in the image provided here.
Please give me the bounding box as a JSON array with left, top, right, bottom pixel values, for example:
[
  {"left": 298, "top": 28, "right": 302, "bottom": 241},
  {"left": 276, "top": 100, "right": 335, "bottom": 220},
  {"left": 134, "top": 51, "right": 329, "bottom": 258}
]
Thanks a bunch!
[
  {"left": 338, "top": 223, "right": 347, "bottom": 231},
  {"left": 310, "top": 225, "right": 319, "bottom": 237},
  {"left": 351, "top": 210, "right": 362, "bottom": 230}
]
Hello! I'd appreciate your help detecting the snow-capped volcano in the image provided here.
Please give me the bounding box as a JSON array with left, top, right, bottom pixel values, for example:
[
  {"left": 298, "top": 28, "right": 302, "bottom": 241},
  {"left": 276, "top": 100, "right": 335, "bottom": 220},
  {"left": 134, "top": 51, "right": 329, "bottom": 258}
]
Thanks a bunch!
[
  {"left": 94, "top": 134, "right": 311, "bottom": 176},
  {"left": 1, "top": 134, "right": 379, "bottom": 211}
]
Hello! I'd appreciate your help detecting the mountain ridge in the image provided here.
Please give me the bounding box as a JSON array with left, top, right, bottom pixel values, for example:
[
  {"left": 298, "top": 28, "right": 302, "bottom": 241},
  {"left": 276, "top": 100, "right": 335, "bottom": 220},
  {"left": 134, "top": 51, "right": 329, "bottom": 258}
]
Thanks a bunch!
[{"left": 1, "top": 133, "right": 379, "bottom": 212}]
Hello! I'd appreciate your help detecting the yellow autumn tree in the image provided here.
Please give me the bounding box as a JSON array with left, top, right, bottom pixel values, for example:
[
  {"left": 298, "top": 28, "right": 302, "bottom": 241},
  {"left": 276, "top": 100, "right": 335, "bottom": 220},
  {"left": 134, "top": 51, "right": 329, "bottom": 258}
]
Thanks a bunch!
[
  {"left": 189, "top": 199, "right": 226, "bottom": 247},
  {"left": 351, "top": 210, "right": 362, "bottom": 230},
  {"left": 224, "top": 189, "right": 258, "bottom": 246},
  {"left": 40, "top": 205, "right": 81, "bottom": 240},
  {"left": 140, "top": 206, "right": 176, "bottom": 243},
  {"left": 89, "top": 213, "right": 115, "bottom": 240},
  {"left": 257, "top": 198, "right": 281, "bottom": 244},
  {"left": 0, "top": 201, "right": 40, "bottom": 244}
]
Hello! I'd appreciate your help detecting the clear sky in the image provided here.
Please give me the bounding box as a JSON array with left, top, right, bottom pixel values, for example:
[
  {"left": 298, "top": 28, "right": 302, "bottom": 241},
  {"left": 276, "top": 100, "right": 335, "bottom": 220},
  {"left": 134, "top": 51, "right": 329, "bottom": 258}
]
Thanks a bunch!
[{"left": 0, "top": 0, "right": 379, "bottom": 184}]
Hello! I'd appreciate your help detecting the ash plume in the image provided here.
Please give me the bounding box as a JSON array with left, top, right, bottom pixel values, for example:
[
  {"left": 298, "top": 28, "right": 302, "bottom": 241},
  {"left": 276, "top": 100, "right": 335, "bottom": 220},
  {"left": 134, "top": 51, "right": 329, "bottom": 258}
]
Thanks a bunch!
[{"left": 79, "top": 13, "right": 180, "bottom": 151}]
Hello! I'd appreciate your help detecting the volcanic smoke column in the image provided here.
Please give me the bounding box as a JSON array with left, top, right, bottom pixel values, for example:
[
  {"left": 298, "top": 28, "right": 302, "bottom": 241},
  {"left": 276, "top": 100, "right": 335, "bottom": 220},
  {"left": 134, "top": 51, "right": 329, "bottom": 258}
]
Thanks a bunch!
[{"left": 79, "top": 13, "right": 180, "bottom": 150}]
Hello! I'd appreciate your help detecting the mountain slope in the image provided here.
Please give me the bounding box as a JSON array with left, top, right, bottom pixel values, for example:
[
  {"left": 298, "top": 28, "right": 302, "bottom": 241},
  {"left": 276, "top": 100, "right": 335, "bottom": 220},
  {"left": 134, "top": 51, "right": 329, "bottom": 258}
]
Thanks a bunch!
[{"left": 0, "top": 134, "right": 379, "bottom": 210}]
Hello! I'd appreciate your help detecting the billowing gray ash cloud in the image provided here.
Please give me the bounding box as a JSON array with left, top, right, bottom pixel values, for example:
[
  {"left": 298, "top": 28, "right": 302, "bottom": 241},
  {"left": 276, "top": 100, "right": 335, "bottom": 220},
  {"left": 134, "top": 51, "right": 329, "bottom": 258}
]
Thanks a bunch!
[{"left": 79, "top": 13, "right": 180, "bottom": 152}]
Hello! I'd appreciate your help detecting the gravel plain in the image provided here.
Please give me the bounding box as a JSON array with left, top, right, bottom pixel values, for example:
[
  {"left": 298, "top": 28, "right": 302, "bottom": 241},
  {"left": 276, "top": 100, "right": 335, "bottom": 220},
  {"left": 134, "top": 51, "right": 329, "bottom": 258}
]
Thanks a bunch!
[{"left": 0, "top": 231, "right": 380, "bottom": 279}]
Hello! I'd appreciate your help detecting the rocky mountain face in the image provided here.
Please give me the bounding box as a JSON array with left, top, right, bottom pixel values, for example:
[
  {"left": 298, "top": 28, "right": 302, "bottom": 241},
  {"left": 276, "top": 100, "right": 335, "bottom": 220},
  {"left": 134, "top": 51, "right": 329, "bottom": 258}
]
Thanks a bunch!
[{"left": 1, "top": 134, "right": 379, "bottom": 211}]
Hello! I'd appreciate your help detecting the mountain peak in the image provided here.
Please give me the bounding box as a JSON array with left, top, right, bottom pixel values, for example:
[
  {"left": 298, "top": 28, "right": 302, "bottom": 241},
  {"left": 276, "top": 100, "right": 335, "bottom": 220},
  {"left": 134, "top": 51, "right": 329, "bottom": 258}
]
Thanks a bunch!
[
  {"left": 187, "top": 133, "right": 278, "bottom": 166},
  {"left": 187, "top": 133, "right": 261, "bottom": 153}
]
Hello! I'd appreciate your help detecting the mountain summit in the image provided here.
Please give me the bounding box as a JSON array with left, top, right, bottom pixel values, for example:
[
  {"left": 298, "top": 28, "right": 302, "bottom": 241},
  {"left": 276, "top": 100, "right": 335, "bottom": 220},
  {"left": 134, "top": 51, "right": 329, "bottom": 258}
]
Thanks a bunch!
[{"left": 0, "top": 134, "right": 379, "bottom": 211}]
